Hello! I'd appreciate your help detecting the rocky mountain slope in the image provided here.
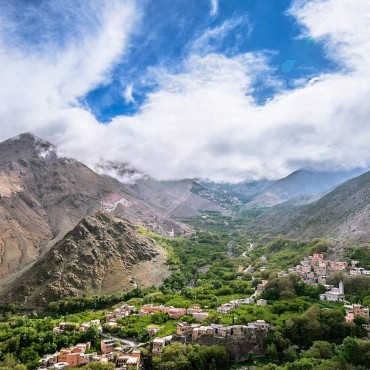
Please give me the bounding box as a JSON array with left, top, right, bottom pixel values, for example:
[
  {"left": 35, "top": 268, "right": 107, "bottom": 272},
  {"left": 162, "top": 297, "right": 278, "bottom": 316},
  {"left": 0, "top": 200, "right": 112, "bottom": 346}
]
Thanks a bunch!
[
  {"left": 246, "top": 170, "right": 370, "bottom": 245},
  {"left": 0, "top": 212, "right": 170, "bottom": 306},
  {"left": 198, "top": 179, "right": 273, "bottom": 205},
  {"left": 0, "top": 133, "right": 226, "bottom": 283},
  {"left": 96, "top": 161, "right": 228, "bottom": 219},
  {"left": 245, "top": 169, "right": 365, "bottom": 208},
  {"left": 0, "top": 133, "right": 116, "bottom": 278}
]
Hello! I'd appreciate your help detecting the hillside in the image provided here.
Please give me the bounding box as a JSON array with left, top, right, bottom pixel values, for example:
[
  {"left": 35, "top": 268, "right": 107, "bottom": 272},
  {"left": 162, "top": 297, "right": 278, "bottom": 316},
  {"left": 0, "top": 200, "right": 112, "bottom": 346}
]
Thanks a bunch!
[
  {"left": 197, "top": 179, "right": 273, "bottom": 205},
  {"left": 247, "top": 170, "right": 370, "bottom": 245},
  {"left": 0, "top": 133, "right": 226, "bottom": 282},
  {"left": 0, "top": 212, "right": 169, "bottom": 306},
  {"left": 0, "top": 133, "right": 117, "bottom": 278},
  {"left": 245, "top": 169, "right": 365, "bottom": 208},
  {"left": 96, "top": 161, "right": 228, "bottom": 218}
]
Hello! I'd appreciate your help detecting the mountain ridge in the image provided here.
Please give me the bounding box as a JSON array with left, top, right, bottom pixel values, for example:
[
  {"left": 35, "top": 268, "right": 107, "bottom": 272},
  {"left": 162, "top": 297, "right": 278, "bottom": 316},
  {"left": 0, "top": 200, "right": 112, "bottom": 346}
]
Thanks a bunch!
[
  {"left": 246, "top": 170, "right": 370, "bottom": 245},
  {"left": 0, "top": 211, "right": 170, "bottom": 306}
]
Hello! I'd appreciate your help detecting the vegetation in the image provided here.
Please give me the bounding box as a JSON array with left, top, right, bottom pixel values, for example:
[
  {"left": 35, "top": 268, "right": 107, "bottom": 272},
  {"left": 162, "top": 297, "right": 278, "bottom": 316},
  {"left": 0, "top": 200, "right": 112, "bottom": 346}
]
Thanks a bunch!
[
  {"left": 152, "top": 343, "right": 229, "bottom": 370},
  {"left": 0, "top": 225, "right": 369, "bottom": 370}
]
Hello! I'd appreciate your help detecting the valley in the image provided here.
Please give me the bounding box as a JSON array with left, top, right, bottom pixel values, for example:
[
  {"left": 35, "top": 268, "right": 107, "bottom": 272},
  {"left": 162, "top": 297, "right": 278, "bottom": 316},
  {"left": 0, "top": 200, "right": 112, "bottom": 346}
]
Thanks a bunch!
[{"left": 0, "top": 134, "right": 370, "bottom": 370}]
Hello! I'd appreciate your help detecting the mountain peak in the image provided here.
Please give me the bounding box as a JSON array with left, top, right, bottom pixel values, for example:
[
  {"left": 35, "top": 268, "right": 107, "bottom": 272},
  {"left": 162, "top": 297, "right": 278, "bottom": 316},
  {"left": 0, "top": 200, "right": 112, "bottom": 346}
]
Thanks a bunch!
[{"left": 0, "top": 132, "right": 56, "bottom": 161}]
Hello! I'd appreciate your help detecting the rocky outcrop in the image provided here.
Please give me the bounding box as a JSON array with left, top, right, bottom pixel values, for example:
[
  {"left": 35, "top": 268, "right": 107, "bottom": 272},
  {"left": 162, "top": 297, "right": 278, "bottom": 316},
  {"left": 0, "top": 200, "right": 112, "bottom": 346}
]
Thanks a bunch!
[
  {"left": 0, "top": 212, "right": 170, "bottom": 307},
  {"left": 172, "top": 328, "right": 268, "bottom": 362}
]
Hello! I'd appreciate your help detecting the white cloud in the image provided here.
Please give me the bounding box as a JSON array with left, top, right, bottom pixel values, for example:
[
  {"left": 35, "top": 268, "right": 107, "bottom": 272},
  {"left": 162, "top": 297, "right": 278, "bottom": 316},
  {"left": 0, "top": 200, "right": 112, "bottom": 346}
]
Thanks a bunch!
[
  {"left": 189, "top": 16, "right": 253, "bottom": 56},
  {"left": 72, "top": 0, "right": 367, "bottom": 182},
  {"left": 0, "top": 0, "right": 137, "bottom": 143},
  {"left": 210, "top": 0, "right": 219, "bottom": 17},
  {"left": 124, "top": 83, "right": 135, "bottom": 104},
  {"left": 1, "top": 0, "right": 370, "bottom": 182}
]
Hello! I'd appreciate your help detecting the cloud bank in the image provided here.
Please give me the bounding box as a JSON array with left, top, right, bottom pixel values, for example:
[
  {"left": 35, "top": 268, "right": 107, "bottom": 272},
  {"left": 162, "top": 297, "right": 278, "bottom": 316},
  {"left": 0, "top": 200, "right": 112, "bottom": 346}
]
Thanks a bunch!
[{"left": 0, "top": 0, "right": 370, "bottom": 182}]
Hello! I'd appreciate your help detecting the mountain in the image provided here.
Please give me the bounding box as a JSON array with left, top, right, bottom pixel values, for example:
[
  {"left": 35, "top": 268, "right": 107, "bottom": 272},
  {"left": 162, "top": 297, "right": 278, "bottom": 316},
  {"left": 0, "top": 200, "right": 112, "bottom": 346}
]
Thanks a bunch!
[
  {"left": 0, "top": 133, "right": 226, "bottom": 282},
  {"left": 197, "top": 179, "right": 273, "bottom": 205},
  {"left": 245, "top": 169, "right": 366, "bottom": 208},
  {"left": 246, "top": 170, "right": 370, "bottom": 245},
  {"left": 0, "top": 133, "right": 117, "bottom": 278},
  {"left": 0, "top": 212, "right": 169, "bottom": 306},
  {"left": 96, "top": 161, "right": 229, "bottom": 218}
]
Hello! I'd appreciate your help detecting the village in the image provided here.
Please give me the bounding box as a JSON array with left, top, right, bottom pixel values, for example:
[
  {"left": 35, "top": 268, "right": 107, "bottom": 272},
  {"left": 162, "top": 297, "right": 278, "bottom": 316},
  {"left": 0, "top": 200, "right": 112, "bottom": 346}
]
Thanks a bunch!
[{"left": 38, "top": 248, "right": 370, "bottom": 370}]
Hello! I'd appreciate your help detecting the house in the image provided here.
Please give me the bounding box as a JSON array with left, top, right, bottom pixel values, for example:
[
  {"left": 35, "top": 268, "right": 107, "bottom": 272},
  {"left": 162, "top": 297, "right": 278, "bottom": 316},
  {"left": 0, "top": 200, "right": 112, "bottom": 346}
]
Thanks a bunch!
[
  {"left": 52, "top": 322, "right": 79, "bottom": 334},
  {"left": 39, "top": 354, "right": 59, "bottom": 367},
  {"left": 217, "top": 303, "right": 236, "bottom": 314},
  {"left": 152, "top": 338, "right": 166, "bottom": 355},
  {"left": 256, "top": 280, "right": 268, "bottom": 294},
  {"left": 56, "top": 343, "right": 92, "bottom": 367},
  {"left": 345, "top": 304, "right": 370, "bottom": 323},
  {"left": 105, "top": 322, "right": 118, "bottom": 329},
  {"left": 164, "top": 306, "right": 187, "bottom": 319},
  {"left": 176, "top": 322, "right": 201, "bottom": 336},
  {"left": 192, "top": 326, "right": 214, "bottom": 340},
  {"left": 235, "top": 298, "right": 254, "bottom": 305},
  {"left": 192, "top": 311, "right": 209, "bottom": 322},
  {"left": 329, "top": 261, "right": 347, "bottom": 271},
  {"left": 256, "top": 299, "right": 267, "bottom": 306},
  {"left": 320, "top": 281, "right": 345, "bottom": 301},
  {"left": 237, "top": 266, "right": 244, "bottom": 273},
  {"left": 312, "top": 254, "right": 325, "bottom": 264},
  {"left": 90, "top": 319, "right": 100, "bottom": 326},
  {"left": 101, "top": 339, "right": 115, "bottom": 354},
  {"left": 140, "top": 304, "right": 186, "bottom": 319},
  {"left": 187, "top": 307, "right": 209, "bottom": 321},
  {"left": 318, "top": 275, "right": 328, "bottom": 285},
  {"left": 147, "top": 326, "right": 160, "bottom": 336},
  {"left": 116, "top": 350, "right": 141, "bottom": 370},
  {"left": 106, "top": 304, "right": 135, "bottom": 322},
  {"left": 187, "top": 321, "right": 271, "bottom": 341},
  {"left": 249, "top": 320, "right": 270, "bottom": 331}
]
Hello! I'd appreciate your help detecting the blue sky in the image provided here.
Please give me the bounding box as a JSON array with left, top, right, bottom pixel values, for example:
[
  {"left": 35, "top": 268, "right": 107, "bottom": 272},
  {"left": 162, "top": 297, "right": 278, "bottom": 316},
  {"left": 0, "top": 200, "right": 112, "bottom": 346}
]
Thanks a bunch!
[
  {"left": 1, "top": 0, "right": 369, "bottom": 181},
  {"left": 83, "top": 0, "right": 336, "bottom": 122}
]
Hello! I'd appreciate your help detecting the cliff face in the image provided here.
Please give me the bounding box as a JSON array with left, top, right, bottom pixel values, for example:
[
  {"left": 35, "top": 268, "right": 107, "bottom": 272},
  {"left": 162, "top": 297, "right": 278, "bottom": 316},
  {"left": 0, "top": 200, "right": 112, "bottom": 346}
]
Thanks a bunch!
[
  {"left": 0, "top": 212, "right": 170, "bottom": 306},
  {"left": 172, "top": 328, "right": 268, "bottom": 362}
]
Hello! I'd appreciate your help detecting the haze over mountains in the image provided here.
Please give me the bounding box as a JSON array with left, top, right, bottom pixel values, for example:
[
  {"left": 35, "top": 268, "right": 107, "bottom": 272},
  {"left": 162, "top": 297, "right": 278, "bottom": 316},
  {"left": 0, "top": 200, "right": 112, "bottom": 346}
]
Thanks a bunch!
[
  {"left": 247, "top": 171, "right": 370, "bottom": 246},
  {"left": 1, "top": 132, "right": 370, "bottom": 305},
  {"left": 244, "top": 169, "right": 367, "bottom": 208}
]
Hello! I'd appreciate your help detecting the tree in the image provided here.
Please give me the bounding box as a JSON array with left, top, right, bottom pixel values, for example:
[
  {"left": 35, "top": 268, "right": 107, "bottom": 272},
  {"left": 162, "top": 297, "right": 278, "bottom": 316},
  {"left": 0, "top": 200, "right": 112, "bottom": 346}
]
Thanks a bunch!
[
  {"left": 266, "top": 344, "right": 279, "bottom": 364},
  {"left": 302, "top": 341, "right": 334, "bottom": 360}
]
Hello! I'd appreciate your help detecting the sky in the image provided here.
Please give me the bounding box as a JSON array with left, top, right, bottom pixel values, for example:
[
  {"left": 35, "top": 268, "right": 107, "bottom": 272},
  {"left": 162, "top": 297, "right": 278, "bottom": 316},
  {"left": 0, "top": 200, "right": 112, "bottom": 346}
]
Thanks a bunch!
[{"left": 0, "top": 0, "right": 369, "bottom": 182}]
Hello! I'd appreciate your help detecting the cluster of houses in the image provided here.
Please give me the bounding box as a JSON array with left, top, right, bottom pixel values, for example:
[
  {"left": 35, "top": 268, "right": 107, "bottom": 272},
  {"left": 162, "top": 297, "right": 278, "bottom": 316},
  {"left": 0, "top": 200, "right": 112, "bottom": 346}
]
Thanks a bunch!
[
  {"left": 152, "top": 320, "right": 271, "bottom": 356},
  {"left": 100, "top": 193, "right": 131, "bottom": 212},
  {"left": 106, "top": 304, "right": 135, "bottom": 322},
  {"left": 53, "top": 319, "right": 102, "bottom": 334},
  {"left": 283, "top": 253, "right": 370, "bottom": 303},
  {"left": 39, "top": 341, "right": 141, "bottom": 370},
  {"left": 217, "top": 298, "right": 254, "bottom": 314},
  {"left": 288, "top": 253, "right": 348, "bottom": 285},
  {"left": 216, "top": 279, "right": 269, "bottom": 314},
  {"left": 139, "top": 304, "right": 209, "bottom": 322},
  {"left": 288, "top": 253, "right": 370, "bottom": 286},
  {"left": 349, "top": 266, "right": 370, "bottom": 276}
]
